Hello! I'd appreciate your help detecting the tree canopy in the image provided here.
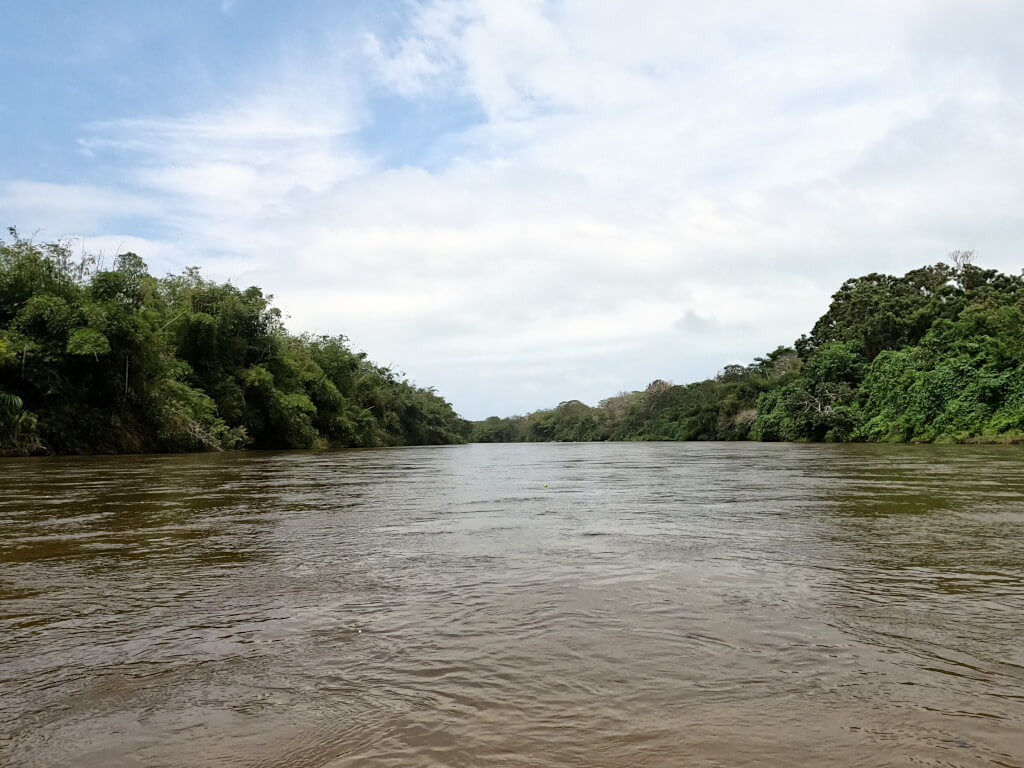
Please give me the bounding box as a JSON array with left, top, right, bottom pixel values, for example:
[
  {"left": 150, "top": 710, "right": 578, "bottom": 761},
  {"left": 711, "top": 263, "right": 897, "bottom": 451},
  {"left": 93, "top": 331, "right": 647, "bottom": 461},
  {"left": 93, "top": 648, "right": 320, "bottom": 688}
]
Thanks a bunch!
[
  {"left": 4, "top": 232, "right": 1021, "bottom": 454},
  {"left": 473, "top": 256, "right": 1024, "bottom": 445},
  {"left": 0, "top": 231, "right": 469, "bottom": 455}
]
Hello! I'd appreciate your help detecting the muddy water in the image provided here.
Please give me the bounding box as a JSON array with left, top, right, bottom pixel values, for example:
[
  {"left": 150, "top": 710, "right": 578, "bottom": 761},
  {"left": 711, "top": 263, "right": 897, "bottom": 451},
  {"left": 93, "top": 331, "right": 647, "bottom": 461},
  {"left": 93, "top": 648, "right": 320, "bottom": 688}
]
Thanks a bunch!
[{"left": 1, "top": 442, "right": 1023, "bottom": 767}]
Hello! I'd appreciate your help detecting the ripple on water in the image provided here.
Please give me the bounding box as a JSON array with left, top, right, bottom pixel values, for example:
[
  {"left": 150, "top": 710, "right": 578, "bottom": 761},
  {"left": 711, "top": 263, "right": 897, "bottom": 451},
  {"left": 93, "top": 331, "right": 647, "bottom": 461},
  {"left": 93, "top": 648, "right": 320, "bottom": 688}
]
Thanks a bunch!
[{"left": 1, "top": 442, "right": 1023, "bottom": 767}]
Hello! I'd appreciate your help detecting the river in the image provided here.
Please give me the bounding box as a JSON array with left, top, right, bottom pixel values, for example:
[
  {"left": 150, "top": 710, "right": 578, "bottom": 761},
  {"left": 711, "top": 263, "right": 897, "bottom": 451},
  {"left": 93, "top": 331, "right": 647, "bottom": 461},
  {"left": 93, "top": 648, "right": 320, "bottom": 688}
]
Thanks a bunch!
[{"left": 1, "top": 442, "right": 1023, "bottom": 767}]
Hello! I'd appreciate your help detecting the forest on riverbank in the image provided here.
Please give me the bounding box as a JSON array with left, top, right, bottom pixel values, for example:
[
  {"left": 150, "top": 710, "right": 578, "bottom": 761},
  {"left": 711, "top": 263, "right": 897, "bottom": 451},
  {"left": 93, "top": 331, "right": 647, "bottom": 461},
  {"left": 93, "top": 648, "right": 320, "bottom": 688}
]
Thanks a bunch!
[
  {"left": 474, "top": 253, "right": 1024, "bottom": 444},
  {"left": 4, "top": 232, "right": 1023, "bottom": 455},
  {"left": 0, "top": 231, "right": 469, "bottom": 455}
]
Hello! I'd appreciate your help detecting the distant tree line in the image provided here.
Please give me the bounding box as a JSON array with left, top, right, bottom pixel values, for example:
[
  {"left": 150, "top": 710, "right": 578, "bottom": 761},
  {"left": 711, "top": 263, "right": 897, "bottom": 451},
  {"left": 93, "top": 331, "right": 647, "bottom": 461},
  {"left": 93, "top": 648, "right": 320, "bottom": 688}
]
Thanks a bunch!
[
  {"left": 0, "top": 230, "right": 470, "bottom": 455},
  {"left": 4, "top": 232, "right": 1021, "bottom": 455},
  {"left": 474, "top": 253, "right": 1024, "bottom": 444}
]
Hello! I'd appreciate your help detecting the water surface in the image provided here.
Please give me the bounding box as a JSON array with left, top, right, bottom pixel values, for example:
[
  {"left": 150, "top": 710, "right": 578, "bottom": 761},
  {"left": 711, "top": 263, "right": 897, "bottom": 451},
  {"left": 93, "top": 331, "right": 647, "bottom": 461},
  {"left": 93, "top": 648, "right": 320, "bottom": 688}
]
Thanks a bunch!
[{"left": 2, "top": 442, "right": 1023, "bottom": 767}]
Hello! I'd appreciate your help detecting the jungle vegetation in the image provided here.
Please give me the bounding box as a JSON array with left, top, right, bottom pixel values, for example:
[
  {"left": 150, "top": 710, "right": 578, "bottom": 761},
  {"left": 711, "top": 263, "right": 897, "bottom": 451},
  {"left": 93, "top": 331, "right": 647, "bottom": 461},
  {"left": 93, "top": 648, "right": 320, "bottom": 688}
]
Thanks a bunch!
[
  {"left": 4, "top": 233, "right": 1021, "bottom": 455},
  {"left": 0, "top": 230, "right": 469, "bottom": 455},
  {"left": 473, "top": 252, "right": 1024, "bottom": 444}
]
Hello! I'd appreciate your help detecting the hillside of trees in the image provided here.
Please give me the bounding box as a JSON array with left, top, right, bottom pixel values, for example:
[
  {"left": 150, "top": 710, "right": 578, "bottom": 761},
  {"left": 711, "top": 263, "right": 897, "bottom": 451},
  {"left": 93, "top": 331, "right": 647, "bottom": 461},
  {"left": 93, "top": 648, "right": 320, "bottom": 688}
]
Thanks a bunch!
[
  {"left": 474, "top": 253, "right": 1024, "bottom": 444},
  {"left": 0, "top": 231, "right": 469, "bottom": 455}
]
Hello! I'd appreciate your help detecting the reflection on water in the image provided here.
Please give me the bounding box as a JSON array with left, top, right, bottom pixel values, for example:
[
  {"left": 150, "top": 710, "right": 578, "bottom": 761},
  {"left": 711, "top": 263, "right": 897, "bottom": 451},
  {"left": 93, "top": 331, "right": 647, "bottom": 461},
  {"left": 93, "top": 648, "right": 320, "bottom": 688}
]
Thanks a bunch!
[{"left": 1, "top": 443, "right": 1023, "bottom": 767}]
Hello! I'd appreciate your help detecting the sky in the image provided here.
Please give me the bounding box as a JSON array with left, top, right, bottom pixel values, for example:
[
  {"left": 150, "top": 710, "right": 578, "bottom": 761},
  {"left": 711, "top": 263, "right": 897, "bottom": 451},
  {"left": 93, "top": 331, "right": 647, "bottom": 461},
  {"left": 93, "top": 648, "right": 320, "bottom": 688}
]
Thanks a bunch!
[{"left": 2, "top": 0, "right": 1023, "bottom": 419}]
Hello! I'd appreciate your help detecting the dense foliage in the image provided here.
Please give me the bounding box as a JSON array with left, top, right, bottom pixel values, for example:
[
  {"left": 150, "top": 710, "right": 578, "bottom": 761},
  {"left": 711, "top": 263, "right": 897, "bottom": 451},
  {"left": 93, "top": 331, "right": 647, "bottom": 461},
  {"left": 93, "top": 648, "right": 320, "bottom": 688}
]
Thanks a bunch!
[
  {"left": 0, "top": 231, "right": 469, "bottom": 455},
  {"left": 474, "top": 255, "right": 1024, "bottom": 444}
]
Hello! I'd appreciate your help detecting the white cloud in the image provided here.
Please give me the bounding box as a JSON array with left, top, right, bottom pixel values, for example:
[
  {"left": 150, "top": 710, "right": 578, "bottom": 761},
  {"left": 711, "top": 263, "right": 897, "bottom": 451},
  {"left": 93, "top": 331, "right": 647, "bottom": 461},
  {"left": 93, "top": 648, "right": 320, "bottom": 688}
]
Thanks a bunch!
[
  {"left": 0, "top": 181, "right": 161, "bottom": 234},
  {"left": 6, "top": 0, "right": 1024, "bottom": 418}
]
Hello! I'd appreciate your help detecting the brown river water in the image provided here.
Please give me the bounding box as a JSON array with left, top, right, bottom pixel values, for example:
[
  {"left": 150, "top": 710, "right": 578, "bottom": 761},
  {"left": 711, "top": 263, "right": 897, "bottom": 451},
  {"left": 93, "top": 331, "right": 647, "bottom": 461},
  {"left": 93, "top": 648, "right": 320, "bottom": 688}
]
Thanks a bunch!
[{"left": 1, "top": 442, "right": 1023, "bottom": 767}]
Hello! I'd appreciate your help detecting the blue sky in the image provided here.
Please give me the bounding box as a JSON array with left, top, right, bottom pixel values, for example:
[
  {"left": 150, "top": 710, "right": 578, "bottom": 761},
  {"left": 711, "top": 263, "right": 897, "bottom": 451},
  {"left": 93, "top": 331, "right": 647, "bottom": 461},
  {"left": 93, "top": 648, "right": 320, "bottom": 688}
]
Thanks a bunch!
[{"left": 3, "top": 1, "right": 1023, "bottom": 419}]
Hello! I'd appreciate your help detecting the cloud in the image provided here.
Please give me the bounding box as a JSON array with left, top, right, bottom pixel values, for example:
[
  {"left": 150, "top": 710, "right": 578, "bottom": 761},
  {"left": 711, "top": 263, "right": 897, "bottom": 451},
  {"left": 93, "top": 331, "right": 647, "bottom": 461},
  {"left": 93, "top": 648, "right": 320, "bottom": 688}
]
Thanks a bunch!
[
  {"left": 6, "top": 0, "right": 1024, "bottom": 418},
  {"left": 0, "top": 181, "right": 161, "bottom": 234}
]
